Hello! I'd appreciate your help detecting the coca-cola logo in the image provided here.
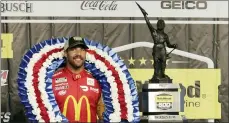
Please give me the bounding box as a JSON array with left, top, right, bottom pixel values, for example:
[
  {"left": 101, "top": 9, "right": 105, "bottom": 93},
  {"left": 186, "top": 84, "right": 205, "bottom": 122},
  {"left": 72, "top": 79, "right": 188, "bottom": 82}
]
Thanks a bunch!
[{"left": 81, "top": 1, "right": 118, "bottom": 10}]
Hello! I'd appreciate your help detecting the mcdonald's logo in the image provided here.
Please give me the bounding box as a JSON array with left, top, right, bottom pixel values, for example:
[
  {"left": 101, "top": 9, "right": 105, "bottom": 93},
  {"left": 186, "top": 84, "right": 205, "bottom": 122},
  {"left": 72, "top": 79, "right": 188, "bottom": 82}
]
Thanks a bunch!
[{"left": 63, "top": 95, "right": 91, "bottom": 122}]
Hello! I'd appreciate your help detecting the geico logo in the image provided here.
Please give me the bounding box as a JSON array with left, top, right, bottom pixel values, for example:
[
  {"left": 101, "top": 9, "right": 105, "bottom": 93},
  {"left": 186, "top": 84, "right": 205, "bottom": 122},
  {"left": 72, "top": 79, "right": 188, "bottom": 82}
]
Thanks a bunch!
[
  {"left": 63, "top": 95, "right": 91, "bottom": 122},
  {"left": 161, "top": 1, "right": 207, "bottom": 9}
]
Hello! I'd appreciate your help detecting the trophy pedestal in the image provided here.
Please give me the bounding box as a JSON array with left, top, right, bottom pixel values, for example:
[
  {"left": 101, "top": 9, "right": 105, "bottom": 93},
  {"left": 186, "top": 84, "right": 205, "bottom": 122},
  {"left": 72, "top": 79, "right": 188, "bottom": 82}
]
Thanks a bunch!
[
  {"left": 149, "top": 75, "right": 173, "bottom": 83},
  {"left": 149, "top": 78, "right": 172, "bottom": 83},
  {"left": 140, "top": 83, "right": 185, "bottom": 122},
  {"left": 141, "top": 115, "right": 184, "bottom": 122}
]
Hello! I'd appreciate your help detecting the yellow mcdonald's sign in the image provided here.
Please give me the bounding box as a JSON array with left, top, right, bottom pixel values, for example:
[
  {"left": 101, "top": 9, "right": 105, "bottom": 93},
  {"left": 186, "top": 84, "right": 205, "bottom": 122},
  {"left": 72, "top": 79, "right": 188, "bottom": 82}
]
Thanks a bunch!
[
  {"left": 1, "top": 33, "right": 13, "bottom": 58},
  {"left": 63, "top": 95, "right": 91, "bottom": 122},
  {"left": 130, "top": 69, "right": 221, "bottom": 119}
]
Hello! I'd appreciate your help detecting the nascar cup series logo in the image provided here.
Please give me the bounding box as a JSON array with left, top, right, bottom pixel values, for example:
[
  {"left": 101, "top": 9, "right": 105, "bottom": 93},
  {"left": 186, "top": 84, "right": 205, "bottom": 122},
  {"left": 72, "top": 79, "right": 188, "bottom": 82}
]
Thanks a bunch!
[{"left": 156, "top": 94, "right": 173, "bottom": 110}]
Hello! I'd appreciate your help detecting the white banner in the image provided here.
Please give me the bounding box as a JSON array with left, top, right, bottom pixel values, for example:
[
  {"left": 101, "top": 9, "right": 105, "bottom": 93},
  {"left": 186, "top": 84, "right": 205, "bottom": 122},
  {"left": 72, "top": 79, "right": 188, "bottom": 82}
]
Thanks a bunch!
[{"left": 1, "top": 1, "right": 228, "bottom": 18}]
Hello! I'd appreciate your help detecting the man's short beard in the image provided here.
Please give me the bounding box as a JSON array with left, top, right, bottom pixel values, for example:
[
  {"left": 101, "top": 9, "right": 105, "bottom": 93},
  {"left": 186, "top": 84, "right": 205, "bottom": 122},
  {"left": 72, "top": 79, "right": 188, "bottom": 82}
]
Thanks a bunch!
[{"left": 68, "top": 59, "right": 84, "bottom": 70}]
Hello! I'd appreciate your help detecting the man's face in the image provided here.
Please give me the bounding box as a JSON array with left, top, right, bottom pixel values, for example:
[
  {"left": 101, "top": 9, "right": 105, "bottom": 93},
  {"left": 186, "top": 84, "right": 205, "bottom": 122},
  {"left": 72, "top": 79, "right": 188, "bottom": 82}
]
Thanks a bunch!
[
  {"left": 157, "top": 20, "right": 165, "bottom": 30},
  {"left": 65, "top": 46, "right": 86, "bottom": 69}
]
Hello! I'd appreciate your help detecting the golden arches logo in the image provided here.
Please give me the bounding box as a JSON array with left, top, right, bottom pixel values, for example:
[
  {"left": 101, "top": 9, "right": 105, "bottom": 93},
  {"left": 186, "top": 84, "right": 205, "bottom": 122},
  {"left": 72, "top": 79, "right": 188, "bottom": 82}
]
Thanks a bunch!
[{"left": 63, "top": 95, "right": 91, "bottom": 122}]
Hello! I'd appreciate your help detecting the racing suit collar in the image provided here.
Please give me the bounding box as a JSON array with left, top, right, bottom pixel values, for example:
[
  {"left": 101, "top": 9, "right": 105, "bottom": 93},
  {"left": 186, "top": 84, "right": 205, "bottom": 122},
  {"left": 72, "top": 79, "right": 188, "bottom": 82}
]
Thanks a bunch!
[{"left": 64, "top": 66, "right": 87, "bottom": 80}]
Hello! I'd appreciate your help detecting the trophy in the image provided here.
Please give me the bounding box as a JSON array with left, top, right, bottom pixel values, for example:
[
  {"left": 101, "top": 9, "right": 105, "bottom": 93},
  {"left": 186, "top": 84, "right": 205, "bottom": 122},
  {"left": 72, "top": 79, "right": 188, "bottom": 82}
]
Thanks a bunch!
[{"left": 136, "top": 2, "right": 186, "bottom": 122}]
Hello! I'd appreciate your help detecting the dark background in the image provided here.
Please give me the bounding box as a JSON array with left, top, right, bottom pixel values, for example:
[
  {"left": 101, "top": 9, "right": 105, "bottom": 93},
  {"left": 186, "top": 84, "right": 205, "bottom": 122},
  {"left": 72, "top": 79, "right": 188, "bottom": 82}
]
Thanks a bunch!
[{"left": 1, "top": 17, "right": 228, "bottom": 123}]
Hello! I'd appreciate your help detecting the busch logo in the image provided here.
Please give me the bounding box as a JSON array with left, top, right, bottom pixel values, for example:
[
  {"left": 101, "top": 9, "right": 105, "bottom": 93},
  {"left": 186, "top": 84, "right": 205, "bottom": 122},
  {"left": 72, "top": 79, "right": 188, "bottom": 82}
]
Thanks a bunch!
[
  {"left": 1, "top": 2, "right": 33, "bottom": 13},
  {"left": 81, "top": 1, "right": 117, "bottom": 10},
  {"left": 161, "top": 1, "right": 207, "bottom": 9},
  {"left": 1, "top": 70, "right": 9, "bottom": 87}
]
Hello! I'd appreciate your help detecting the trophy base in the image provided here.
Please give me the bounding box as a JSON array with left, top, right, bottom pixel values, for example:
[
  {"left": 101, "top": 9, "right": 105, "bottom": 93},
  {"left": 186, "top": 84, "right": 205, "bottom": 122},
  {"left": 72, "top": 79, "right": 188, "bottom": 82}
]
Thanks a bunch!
[
  {"left": 149, "top": 77, "right": 172, "bottom": 83},
  {"left": 140, "top": 83, "right": 186, "bottom": 122},
  {"left": 141, "top": 115, "right": 185, "bottom": 122}
]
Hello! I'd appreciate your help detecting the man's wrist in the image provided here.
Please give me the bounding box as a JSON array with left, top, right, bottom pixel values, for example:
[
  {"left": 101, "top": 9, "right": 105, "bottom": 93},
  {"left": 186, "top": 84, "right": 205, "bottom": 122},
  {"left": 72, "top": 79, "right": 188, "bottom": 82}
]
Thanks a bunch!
[{"left": 97, "top": 119, "right": 103, "bottom": 123}]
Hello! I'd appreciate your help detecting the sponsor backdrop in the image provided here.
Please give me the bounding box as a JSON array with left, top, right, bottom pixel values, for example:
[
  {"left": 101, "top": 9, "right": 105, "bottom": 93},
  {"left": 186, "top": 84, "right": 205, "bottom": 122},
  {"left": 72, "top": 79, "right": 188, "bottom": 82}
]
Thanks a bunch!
[{"left": 1, "top": 1, "right": 228, "bottom": 123}]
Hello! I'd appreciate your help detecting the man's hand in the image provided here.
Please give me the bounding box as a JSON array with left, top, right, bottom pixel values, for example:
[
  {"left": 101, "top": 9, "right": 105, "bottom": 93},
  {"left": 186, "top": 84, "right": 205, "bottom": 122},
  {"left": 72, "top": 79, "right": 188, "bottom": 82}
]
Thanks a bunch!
[
  {"left": 97, "top": 119, "right": 104, "bottom": 123},
  {"left": 166, "top": 54, "right": 171, "bottom": 59},
  {"left": 136, "top": 2, "right": 148, "bottom": 16},
  {"left": 168, "top": 44, "right": 177, "bottom": 49},
  {"left": 172, "top": 44, "right": 177, "bottom": 49},
  {"left": 97, "top": 96, "right": 105, "bottom": 121},
  {"left": 141, "top": 8, "right": 148, "bottom": 16}
]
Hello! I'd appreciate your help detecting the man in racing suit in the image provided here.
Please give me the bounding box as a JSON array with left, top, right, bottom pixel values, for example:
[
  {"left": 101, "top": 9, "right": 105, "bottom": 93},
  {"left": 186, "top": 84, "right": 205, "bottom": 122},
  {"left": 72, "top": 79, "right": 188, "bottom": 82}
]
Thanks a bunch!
[{"left": 52, "top": 37, "right": 104, "bottom": 122}]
